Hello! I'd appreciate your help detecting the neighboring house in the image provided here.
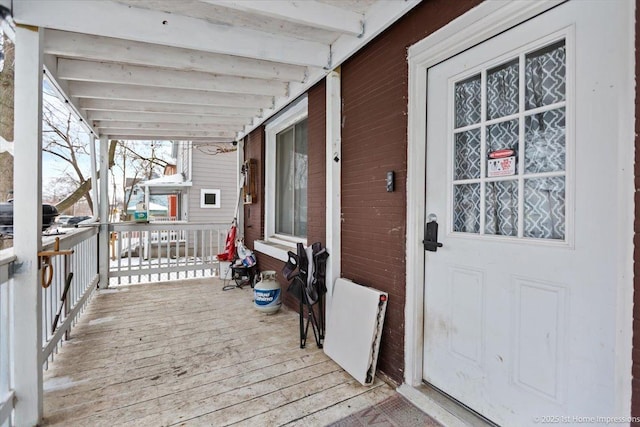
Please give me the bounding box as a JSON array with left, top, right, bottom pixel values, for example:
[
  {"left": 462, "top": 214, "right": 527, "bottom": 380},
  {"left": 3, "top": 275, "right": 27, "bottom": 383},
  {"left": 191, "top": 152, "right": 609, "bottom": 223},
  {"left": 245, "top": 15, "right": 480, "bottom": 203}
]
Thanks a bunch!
[
  {"left": 144, "top": 141, "right": 238, "bottom": 224},
  {"left": 242, "top": 1, "right": 636, "bottom": 425},
  {"left": 123, "top": 180, "right": 171, "bottom": 220}
]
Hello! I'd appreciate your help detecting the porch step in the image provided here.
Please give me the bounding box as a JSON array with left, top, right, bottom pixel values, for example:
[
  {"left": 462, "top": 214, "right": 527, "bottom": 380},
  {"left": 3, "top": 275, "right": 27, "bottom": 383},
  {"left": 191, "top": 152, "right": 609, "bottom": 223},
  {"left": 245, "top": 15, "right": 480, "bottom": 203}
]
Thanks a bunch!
[{"left": 398, "top": 383, "right": 497, "bottom": 427}]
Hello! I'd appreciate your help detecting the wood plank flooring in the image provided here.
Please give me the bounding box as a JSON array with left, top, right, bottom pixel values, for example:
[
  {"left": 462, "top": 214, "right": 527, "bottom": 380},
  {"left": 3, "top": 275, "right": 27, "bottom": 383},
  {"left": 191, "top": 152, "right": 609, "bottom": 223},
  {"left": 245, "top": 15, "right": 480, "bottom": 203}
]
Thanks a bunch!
[{"left": 42, "top": 279, "right": 396, "bottom": 426}]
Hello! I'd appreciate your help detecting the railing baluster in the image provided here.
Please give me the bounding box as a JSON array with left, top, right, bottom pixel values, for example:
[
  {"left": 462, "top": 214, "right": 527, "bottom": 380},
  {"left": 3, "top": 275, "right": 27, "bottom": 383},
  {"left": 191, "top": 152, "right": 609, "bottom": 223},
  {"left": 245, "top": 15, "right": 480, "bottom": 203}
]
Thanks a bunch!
[
  {"left": 127, "top": 231, "right": 132, "bottom": 284},
  {"left": 106, "top": 223, "right": 227, "bottom": 285},
  {"left": 116, "top": 231, "right": 122, "bottom": 286},
  {"left": 0, "top": 254, "right": 13, "bottom": 427},
  {"left": 40, "top": 228, "right": 99, "bottom": 366}
]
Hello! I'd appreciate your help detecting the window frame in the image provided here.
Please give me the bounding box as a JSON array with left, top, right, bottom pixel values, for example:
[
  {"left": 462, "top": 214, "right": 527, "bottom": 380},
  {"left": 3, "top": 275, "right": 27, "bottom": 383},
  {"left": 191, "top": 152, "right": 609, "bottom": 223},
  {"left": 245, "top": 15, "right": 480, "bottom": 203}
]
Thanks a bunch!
[
  {"left": 200, "top": 188, "right": 221, "bottom": 209},
  {"left": 263, "top": 97, "right": 308, "bottom": 251},
  {"left": 447, "top": 33, "right": 572, "bottom": 245}
]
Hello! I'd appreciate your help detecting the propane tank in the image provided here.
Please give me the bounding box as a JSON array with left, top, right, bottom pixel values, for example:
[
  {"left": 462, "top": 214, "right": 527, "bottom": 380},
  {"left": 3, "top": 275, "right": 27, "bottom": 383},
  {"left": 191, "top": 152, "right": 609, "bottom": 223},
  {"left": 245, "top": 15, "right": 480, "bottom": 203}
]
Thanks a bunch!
[{"left": 253, "top": 270, "right": 281, "bottom": 314}]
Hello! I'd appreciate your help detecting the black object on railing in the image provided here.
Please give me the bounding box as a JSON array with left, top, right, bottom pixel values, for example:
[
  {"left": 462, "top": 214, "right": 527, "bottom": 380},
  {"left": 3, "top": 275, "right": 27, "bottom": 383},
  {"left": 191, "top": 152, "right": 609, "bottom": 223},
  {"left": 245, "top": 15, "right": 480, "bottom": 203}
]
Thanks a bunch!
[
  {"left": 0, "top": 202, "right": 59, "bottom": 236},
  {"left": 52, "top": 272, "right": 74, "bottom": 334}
]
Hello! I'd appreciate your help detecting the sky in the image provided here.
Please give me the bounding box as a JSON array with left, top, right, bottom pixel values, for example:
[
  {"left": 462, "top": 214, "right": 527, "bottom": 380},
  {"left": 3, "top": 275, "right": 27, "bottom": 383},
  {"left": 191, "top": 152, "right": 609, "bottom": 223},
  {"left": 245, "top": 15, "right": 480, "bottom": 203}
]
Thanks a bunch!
[{"left": 41, "top": 80, "right": 173, "bottom": 205}]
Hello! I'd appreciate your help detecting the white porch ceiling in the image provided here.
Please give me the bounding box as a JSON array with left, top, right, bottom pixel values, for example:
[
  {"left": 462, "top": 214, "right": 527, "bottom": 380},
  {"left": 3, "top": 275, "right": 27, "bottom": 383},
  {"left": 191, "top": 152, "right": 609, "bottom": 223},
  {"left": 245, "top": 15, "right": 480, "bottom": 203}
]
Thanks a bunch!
[{"left": 11, "top": 0, "right": 421, "bottom": 142}]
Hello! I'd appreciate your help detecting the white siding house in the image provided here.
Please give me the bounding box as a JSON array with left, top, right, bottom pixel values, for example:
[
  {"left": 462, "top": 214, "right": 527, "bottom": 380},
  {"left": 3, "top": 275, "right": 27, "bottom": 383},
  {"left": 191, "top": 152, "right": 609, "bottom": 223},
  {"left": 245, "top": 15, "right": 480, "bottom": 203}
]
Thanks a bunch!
[{"left": 178, "top": 141, "right": 238, "bottom": 224}]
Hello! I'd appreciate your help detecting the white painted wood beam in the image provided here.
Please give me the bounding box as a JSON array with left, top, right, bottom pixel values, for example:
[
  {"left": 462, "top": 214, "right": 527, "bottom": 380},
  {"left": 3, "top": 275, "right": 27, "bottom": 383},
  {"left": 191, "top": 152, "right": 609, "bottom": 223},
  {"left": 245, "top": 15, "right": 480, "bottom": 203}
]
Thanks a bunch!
[
  {"left": 57, "top": 59, "right": 289, "bottom": 97},
  {"left": 98, "top": 136, "right": 109, "bottom": 287},
  {"left": 13, "top": 24, "right": 44, "bottom": 426},
  {"left": 103, "top": 129, "right": 236, "bottom": 139},
  {"left": 325, "top": 69, "right": 341, "bottom": 299},
  {"left": 107, "top": 135, "right": 233, "bottom": 143},
  {"left": 210, "top": 1, "right": 363, "bottom": 36},
  {"left": 15, "top": 0, "right": 330, "bottom": 67},
  {"left": 42, "top": 56, "right": 96, "bottom": 136},
  {"left": 329, "top": 0, "right": 422, "bottom": 69},
  {"left": 93, "top": 121, "right": 240, "bottom": 133},
  {"left": 69, "top": 81, "right": 274, "bottom": 109},
  {"left": 237, "top": 0, "right": 423, "bottom": 140},
  {"left": 87, "top": 111, "right": 252, "bottom": 126},
  {"left": 79, "top": 99, "right": 259, "bottom": 118},
  {"left": 44, "top": 30, "right": 308, "bottom": 83}
]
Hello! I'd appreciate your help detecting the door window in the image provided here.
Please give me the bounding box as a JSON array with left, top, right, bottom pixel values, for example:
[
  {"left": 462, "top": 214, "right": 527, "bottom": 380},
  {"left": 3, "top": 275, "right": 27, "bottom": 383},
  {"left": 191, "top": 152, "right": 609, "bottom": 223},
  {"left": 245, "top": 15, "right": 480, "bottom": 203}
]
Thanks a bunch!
[{"left": 452, "top": 40, "right": 567, "bottom": 240}]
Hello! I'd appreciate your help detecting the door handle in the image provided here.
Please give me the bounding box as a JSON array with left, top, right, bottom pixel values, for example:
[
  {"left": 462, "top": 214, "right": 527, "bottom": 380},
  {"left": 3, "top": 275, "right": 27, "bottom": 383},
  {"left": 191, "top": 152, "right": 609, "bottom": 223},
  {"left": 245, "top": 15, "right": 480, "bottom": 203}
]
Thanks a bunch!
[{"left": 423, "top": 217, "right": 443, "bottom": 252}]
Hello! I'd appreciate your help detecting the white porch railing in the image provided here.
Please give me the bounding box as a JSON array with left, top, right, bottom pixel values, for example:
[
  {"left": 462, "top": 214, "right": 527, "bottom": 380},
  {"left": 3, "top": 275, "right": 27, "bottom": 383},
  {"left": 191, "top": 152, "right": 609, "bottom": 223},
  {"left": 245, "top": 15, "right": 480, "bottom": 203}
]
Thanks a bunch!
[
  {"left": 109, "top": 222, "right": 229, "bottom": 286},
  {"left": 41, "top": 228, "right": 99, "bottom": 366},
  {"left": 0, "top": 250, "right": 16, "bottom": 427}
]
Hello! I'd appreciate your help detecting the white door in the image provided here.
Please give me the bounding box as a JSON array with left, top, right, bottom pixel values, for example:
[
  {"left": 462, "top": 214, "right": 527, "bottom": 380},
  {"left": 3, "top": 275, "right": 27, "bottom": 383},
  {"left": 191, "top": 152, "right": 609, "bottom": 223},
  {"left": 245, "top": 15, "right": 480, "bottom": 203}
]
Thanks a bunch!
[{"left": 423, "top": 1, "right": 628, "bottom": 424}]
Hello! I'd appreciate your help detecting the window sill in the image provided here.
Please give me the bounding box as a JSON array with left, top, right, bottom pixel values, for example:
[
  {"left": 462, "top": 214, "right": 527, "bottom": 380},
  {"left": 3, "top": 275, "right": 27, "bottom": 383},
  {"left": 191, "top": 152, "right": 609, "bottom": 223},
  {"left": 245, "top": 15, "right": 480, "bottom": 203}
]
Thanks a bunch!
[{"left": 254, "top": 240, "right": 294, "bottom": 262}]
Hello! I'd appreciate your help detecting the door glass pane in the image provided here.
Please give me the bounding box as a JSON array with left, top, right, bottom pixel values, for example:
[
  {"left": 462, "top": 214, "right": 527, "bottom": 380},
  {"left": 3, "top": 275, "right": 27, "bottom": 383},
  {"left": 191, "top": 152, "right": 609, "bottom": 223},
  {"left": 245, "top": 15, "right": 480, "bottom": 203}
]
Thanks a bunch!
[
  {"left": 485, "top": 180, "right": 518, "bottom": 236},
  {"left": 453, "top": 184, "right": 480, "bottom": 233},
  {"left": 486, "top": 59, "right": 519, "bottom": 120},
  {"left": 486, "top": 119, "right": 518, "bottom": 159},
  {"left": 525, "top": 108, "right": 565, "bottom": 173},
  {"left": 523, "top": 177, "right": 565, "bottom": 240},
  {"left": 276, "top": 128, "right": 294, "bottom": 235},
  {"left": 455, "top": 75, "right": 481, "bottom": 128},
  {"left": 449, "top": 38, "right": 567, "bottom": 242},
  {"left": 525, "top": 40, "right": 566, "bottom": 110},
  {"left": 454, "top": 129, "right": 481, "bottom": 180}
]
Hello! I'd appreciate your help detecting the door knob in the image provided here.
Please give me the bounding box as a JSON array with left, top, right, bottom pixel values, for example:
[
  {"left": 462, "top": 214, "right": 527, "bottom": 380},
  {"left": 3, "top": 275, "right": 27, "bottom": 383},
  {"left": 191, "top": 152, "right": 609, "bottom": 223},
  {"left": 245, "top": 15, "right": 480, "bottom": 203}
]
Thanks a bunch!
[{"left": 423, "top": 215, "right": 443, "bottom": 252}]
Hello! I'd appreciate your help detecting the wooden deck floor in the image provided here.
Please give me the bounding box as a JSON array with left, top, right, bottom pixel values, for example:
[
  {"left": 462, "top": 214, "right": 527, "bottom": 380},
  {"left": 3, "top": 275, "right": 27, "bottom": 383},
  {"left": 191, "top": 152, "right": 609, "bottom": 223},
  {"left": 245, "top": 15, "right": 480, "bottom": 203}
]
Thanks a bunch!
[{"left": 42, "top": 279, "right": 396, "bottom": 426}]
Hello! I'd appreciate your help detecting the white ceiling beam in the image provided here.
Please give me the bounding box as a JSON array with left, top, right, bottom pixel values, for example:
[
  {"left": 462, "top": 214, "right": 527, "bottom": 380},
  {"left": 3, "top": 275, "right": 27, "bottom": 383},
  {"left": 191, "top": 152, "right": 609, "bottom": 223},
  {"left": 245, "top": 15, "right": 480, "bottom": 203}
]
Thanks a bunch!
[
  {"left": 102, "top": 129, "right": 236, "bottom": 139},
  {"left": 15, "top": 0, "right": 330, "bottom": 67},
  {"left": 57, "top": 59, "right": 289, "bottom": 97},
  {"left": 237, "top": 0, "right": 424, "bottom": 140},
  {"left": 329, "top": 0, "right": 422, "bottom": 71},
  {"left": 69, "top": 81, "right": 274, "bottom": 108},
  {"left": 79, "top": 99, "right": 259, "bottom": 118},
  {"left": 108, "top": 135, "right": 234, "bottom": 142},
  {"left": 93, "top": 121, "right": 240, "bottom": 133},
  {"left": 209, "top": 1, "right": 363, "bottom": 36},
  {"left": 42, "top": 59, "right": 96, "bottom": 136},
  {"left": 87, "top": 110, "right": 251, "bottom": 125},
  {"left": 44, "top": 30, "right": 309, "bottom": 83}
]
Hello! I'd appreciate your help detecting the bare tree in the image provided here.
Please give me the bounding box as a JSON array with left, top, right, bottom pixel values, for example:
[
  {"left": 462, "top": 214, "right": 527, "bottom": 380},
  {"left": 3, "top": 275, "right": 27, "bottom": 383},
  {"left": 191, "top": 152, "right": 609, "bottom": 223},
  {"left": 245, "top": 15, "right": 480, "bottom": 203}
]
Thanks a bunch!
[
  {"left": 42, "top": 90, "right": 96, "bottom": 212},
  {"left": 112, "top": 140, "right": 171, "bottom": 220},
  {"left": 53, "top": 138, "right": 117, "bottom": 214},
  {"left": 0, "top": 30, "right": 14, "bottom": 203},
  {"left": 0, "top": 29, "right": 14, "bottom": 248}
]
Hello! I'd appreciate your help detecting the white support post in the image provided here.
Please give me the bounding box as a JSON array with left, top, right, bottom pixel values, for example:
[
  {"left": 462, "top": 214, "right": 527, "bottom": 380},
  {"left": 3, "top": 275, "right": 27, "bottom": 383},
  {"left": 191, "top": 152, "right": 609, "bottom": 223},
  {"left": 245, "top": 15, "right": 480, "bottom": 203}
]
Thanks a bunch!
[
  {"left": 88, "top": 134, "right": 98, "bottom": 220},
  {"left": 98, "top": 136, "right": 110, "bottom": 288},
  {"left": 236, "top": 139, "right": 245, "bottom": 235},
  {"left": 325, "top": 69, "right": 341, "bottom": 300},
  {"left": 12, "top": 24, "right": 44, "bottom": 426}
]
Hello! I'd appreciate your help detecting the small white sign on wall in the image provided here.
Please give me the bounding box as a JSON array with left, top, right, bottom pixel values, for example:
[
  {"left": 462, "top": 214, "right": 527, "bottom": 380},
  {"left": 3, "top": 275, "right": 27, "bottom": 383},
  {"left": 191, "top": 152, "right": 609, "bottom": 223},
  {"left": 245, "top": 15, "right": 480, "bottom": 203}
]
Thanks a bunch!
[{"left": 487, "top": 156, "right": 516, "bottom": 177}]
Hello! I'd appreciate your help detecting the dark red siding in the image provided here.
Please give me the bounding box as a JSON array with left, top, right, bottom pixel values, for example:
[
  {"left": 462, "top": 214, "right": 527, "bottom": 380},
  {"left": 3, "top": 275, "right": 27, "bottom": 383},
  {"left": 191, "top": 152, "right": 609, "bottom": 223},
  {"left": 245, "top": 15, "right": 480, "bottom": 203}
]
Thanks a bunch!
[
  {"left": 243, "top": 84, "right": 327, "bottom": 311},
  {"left": 243, "top": 126, "right": 265, "bottom": 248},
  {"left": 632, "top": 1, "right": 640, "bottom": 420},
  {"left": 307, "top": 80, "right": 327, "bottom": 247},
  {"left": 339, "top": 0, "right": 482, "bottom": 385}
]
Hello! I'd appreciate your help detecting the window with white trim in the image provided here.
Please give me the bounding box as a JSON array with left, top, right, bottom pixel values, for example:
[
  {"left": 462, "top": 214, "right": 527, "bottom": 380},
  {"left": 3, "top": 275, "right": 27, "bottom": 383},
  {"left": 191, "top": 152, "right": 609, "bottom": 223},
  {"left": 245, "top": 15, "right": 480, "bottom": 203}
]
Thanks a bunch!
[
  {"left": 275, "top": 119, "right": 308, "bottom": 237},
  {"left": 200, "top": 188, "right": 221, "bottom": 208},
  {"left": 264, "top": 97, "right": 308, "bottom": 249}
]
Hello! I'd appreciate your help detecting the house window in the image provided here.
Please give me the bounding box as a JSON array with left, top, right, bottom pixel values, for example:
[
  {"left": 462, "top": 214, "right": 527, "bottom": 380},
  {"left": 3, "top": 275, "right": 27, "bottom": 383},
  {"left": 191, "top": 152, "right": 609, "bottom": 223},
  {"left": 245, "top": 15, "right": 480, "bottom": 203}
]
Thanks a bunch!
[
  {"left": 200, "top": 189, "right": 221, "bottom": 208},
  {"left": 261, "top": 97, "right": 308, "bottom": 255},
  {"left": 275, "top": 119, "right": 308, "bottom": 237}
]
